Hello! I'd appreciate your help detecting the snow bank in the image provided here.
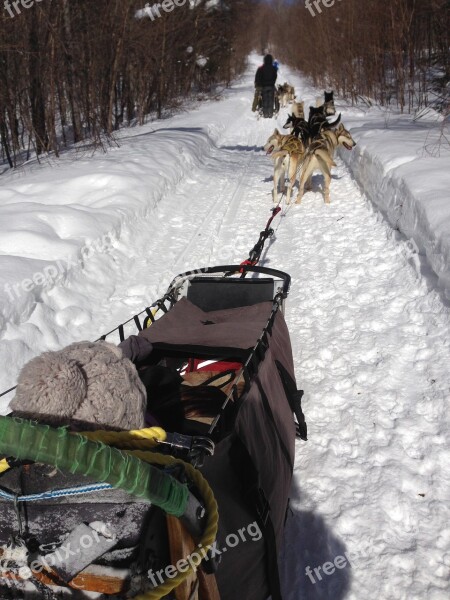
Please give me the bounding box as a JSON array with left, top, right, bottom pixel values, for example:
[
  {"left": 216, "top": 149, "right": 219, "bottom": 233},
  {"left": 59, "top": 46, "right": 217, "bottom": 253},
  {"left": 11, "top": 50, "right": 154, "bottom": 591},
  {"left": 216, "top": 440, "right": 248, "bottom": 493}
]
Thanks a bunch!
[
  {"left": 338, "top": 107, "right": 450, "bottom": 300},
  {"left": 0, "top": 108, "right": 232, "bottom": 406}
]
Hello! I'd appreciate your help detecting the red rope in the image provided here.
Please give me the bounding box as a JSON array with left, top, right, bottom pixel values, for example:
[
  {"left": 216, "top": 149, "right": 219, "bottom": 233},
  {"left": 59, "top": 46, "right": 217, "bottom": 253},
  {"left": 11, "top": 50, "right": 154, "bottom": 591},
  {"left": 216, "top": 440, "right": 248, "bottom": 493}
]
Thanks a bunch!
[
  {"left": 265, "top": 206, "right": 281, "bottom": 230},
  {"left": 238, "top": 207, "right": 282, "bottom": 273}
]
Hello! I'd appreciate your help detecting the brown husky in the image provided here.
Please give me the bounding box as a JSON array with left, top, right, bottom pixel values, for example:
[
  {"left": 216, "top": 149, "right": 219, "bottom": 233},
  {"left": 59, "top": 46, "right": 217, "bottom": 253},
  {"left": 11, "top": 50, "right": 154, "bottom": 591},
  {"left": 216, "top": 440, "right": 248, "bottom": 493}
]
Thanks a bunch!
[
  {"left": 264, "top": 128, "right": 308, "bottom": 205},
  {"left": 296, "top": 123, "right": 356, "bottom": 204},
  {"left": 292, "top": 101, "right": 305, "bottom": 119}
]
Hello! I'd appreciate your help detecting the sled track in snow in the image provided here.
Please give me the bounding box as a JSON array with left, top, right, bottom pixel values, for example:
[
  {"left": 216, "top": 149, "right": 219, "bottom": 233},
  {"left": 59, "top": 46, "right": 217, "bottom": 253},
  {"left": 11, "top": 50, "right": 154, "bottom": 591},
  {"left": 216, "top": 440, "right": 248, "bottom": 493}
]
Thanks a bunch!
[{"left": 170, "top": 136, "right": 261, "bottom": 271}]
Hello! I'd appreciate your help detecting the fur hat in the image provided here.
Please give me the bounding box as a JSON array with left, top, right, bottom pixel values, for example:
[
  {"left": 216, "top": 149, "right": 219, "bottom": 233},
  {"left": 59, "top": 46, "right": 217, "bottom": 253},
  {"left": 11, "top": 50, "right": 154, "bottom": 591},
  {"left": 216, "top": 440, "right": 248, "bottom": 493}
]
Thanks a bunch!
[{"left": 11, "top": 341, "right": 146, "bottom": 430}]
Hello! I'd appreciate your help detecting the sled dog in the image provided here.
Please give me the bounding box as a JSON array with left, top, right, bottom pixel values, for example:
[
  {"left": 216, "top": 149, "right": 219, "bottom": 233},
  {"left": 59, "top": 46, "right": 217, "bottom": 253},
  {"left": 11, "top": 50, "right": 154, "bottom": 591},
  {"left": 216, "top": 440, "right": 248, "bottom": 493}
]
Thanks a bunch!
[
  {"left": 285, "top": 83, "right": 295, "bottom": 103},
  {"left": 283, "top": 114, "right": 311, "bottom": 145},
  {"left": 291, "top": 101, "right": 305, "bottom": 119},
  {"left": 277, "top": 84, "right": 289, "bottom": 108},
  {"left": 316, "top": 90, "right": 336, "bottom": 115},
  {"left": 264, "top": 129, "right": 308, "bottom": 205},
  {"left": 296, "top": 123, "right": 356, "bottom": 204},
  {"left": 308, "top": 106, "right": 342, "bottom": 138},
  {"left": 277, "top": 83, "right": 295, "bottom": 107}
]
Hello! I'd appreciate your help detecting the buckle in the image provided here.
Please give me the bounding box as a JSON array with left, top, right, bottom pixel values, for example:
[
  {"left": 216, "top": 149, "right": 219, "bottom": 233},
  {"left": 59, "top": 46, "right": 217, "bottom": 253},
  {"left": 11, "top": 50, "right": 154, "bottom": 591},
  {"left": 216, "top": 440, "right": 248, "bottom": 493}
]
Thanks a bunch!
[{"left": 156, "top": 433, "right": 215, "bottom": 467}]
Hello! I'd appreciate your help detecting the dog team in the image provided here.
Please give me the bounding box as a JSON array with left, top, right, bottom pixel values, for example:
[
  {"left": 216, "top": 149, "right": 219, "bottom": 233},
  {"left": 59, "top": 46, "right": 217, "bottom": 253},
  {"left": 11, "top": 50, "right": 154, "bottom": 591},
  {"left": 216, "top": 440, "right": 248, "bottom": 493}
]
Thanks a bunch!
[
  {"left": 264, "top": 90, "right": 357, "bottom": 205},
  {"left": 276, "top": 82, "right": 295, "bottom": 108}
]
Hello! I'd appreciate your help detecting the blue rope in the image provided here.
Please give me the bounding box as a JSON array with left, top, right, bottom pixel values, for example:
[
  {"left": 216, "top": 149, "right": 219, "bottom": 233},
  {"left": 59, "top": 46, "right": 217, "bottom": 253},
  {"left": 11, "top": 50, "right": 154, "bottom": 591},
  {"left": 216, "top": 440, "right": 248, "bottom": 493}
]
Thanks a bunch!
[{"left": 0, "top": 482, "right": 112, "bottom": 503}]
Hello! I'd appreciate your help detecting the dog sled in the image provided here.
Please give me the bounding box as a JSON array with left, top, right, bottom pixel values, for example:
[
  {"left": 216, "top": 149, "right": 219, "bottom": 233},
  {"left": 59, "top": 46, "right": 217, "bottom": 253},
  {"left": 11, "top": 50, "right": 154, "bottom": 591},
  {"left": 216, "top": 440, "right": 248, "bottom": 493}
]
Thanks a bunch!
[
  {"left": 0, "top": 264, "right": 307, "bottom": 600},
  {"left": 254, "top": 87, "right": 278, "bottom": 118}
]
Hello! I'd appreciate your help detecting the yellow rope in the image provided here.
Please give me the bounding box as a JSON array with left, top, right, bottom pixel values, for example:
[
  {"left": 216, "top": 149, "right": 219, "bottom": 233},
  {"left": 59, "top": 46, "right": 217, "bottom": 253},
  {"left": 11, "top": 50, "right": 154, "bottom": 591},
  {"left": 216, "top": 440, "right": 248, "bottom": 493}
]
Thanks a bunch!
[
  {"left": 1, "top": 425, "right": 218, "bottom": 599},
  {"left": 128, "top": 451, "right": 219, "bottom": 600},
  {"left": 0, "top": 428, "right": 167, "bottom": 473},
  {"left": 79, "top": 427, "right": 167, "bottom": 449},
  {"left": 145, "top": 307, "right": 159, "bottom": 328},
  {"left": 79, "top": 429, "right": 219, "bottom": 599}
]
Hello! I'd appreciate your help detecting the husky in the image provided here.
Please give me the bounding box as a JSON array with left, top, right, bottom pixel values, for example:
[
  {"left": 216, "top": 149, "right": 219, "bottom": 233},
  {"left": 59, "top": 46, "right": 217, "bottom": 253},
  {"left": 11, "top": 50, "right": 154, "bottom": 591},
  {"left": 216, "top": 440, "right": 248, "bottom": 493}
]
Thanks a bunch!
[
  {"left": 283, "top": 114, "right": 311, "bottom": 145},
  {"left": 264, "top": 129, "right": 308, "bottom": 205},
  {"left": 277, "top": 84, "right": 289, "bottom": 108},
  {"left": 277, "top": 83, "right": 295, "bottom": 107},
  {"left": 308, "top": 105, "right": 342, "bottom": 138},
  {"left": 316, "top": 90, "right": 336, "bottom": 115},
  {"left": 291, "top": 101, "right": 305, "bottom": 119},
  {"left": 285, "top": 83, "right": 295, "bottom": 103},
  {"left": 296, "top": 123, "right": 356, "bottom": 205}
]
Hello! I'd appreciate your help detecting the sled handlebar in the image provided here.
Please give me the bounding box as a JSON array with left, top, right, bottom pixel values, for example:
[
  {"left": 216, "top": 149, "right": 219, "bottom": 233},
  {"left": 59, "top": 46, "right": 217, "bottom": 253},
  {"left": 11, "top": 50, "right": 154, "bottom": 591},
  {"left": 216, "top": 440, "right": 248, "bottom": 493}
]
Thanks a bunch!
[
  {"left": 0, "top": 416, "right": 189, "bottom": 517},
  {"left": 168, "top": 264, "right": 291, "bottom": 299}
]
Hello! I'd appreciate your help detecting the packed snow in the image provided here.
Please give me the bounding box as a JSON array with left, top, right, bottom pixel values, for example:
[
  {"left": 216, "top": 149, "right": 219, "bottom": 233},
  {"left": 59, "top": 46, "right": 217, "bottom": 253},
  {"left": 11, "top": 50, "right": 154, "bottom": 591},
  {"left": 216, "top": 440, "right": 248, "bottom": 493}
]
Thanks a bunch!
[{"left": 0, "top": 54, "right": 449, "bottom": 599}]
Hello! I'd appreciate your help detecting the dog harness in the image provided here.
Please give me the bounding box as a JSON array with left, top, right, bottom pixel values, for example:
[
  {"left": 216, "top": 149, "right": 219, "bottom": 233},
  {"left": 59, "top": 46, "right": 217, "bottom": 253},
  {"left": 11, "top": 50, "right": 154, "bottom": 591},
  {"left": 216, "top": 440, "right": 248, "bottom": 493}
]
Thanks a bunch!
[
  {"left": 280, "top": 135, "right": 304, "bottom": 155},
  {"left": 308, "top": 129, "right": 338, "bottom": 155}
]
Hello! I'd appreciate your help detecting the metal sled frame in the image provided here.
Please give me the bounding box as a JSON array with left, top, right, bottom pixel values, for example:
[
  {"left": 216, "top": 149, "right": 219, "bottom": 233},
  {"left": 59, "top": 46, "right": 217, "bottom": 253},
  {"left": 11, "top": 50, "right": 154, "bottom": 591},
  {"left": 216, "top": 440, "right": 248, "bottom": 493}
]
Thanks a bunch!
[{"left": 123, "top": 265, "right": 292, "bottom": 457}]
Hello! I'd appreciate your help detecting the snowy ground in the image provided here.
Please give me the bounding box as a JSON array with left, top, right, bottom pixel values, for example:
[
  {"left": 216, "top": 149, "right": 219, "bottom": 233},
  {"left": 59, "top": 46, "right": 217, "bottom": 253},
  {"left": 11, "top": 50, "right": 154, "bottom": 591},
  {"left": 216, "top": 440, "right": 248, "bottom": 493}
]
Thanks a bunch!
[{"left": 0, "top": 55, "right": 449, "bottom": 599}]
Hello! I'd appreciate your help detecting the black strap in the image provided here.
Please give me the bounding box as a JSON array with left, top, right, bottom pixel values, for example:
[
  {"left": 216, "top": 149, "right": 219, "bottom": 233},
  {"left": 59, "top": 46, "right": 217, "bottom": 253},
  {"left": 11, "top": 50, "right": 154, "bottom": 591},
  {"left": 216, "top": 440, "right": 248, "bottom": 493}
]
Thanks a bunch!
[
  {"left": 275, "top": 361, "right": 307, "bottom": 441},
  {"left": 291, "top": 390, "right": 307, "bottom": 441},
  {"left": 134, "top": 315, "right": 142, "bottom": 331},
  {"left": 230, "top": 437, "right": 283, "bottom": 600}
]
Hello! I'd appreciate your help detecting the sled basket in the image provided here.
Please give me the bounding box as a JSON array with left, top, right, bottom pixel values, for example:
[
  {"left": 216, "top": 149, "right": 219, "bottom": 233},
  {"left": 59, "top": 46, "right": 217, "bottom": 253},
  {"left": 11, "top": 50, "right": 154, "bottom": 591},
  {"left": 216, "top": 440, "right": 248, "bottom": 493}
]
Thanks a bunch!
[{"left": 0, "top": 264, "right": 305, "bottom": 600}]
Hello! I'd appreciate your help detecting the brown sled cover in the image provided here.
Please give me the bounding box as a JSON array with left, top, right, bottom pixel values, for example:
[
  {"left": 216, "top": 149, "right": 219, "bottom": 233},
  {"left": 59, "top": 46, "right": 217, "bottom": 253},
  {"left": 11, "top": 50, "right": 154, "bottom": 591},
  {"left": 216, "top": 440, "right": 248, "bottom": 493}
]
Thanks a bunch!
[{"left": 140, "top": 298, "right": 297, "bottom": 600}]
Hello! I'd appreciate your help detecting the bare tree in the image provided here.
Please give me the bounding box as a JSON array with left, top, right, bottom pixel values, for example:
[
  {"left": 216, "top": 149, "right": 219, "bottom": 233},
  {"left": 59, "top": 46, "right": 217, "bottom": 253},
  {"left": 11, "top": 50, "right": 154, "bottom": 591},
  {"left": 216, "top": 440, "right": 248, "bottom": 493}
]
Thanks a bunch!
[
  {"left": 269, "top": 0, "right": 449, "bottom": 114},
  {"left": 0, "top": 0, "right": 258, "bottom": 169}
]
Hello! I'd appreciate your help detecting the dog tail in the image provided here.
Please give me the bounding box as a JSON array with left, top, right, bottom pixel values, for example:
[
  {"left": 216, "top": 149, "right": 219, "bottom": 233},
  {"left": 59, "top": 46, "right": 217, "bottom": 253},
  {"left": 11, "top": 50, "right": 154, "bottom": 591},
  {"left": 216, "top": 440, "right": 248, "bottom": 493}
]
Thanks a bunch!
[
  {"left": 327, "top": 113, "right": 342, "bottom": 128},
  {"left": 315, "top": 149, "right": 335, "bottom": 174}
]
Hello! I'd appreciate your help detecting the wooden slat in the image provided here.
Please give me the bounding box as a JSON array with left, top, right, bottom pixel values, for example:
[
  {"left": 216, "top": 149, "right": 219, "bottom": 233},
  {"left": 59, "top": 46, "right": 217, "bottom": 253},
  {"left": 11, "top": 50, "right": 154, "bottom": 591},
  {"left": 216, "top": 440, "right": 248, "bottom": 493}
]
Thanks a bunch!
[
  {"left": 167, "top": 514, "right": 199, "bottom": 600},
  {"left": 166, "top": 515, "right": 221, "bottom": 600},
  {"left": 198, "top": 568, "right": 221, "bottom": 600},
  {"left": 0, "top": 567, "right": 126, "bottom": 595}
]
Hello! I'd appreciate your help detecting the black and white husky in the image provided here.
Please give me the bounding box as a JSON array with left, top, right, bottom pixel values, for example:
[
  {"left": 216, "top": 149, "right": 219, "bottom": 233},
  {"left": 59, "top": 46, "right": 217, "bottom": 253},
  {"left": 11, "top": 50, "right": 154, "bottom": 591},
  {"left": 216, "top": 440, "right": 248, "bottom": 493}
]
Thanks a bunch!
[
  {"left": 316, "top": 90, "right": 336, "bottom": 115},
  {"left": 308, "top": 105, "right": 342, "bottom": 138}
]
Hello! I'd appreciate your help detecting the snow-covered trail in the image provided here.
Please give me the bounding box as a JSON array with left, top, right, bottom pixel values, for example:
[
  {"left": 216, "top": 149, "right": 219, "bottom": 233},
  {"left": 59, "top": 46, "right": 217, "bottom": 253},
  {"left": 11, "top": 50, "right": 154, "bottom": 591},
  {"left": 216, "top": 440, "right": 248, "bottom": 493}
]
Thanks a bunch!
[
  {"left": 277, "top": 169, "right": 450, "bottom": 600},
  {"left": 1, "top": 56, "right": 449, "bottom": 600},
  {"left": 160, "top": 97, "right": 450, "bottom": 600}
]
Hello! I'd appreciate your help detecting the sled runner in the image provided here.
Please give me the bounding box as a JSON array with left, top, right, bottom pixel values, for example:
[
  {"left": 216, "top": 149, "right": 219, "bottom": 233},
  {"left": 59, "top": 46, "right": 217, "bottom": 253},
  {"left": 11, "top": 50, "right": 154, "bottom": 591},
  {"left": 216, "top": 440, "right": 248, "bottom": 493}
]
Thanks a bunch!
[
  {"left": 0, "top": 265, "right": 306, "bottom": 600},
  {"left": 256, "top": 87, "right": 278, "bottom": 118}
]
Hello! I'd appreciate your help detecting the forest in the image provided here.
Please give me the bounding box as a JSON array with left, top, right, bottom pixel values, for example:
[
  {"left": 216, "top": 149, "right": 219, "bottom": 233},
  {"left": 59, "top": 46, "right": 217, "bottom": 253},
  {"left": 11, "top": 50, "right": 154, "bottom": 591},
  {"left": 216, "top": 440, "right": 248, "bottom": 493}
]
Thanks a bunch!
[
  {"left": 261, "top": 0, "right": 449, "bottom": 113},
  {"left": 0, "top": 0, "right": 448, "bottom": 168},
  {"left": 0, "top": 0, "right": 256, "bottom": 165}
]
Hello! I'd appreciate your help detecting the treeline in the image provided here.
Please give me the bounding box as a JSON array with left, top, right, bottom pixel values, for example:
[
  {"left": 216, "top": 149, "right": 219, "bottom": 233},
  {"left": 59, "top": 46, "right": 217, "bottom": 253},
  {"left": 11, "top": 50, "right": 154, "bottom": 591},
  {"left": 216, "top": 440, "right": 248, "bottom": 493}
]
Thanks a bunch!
[
  {"left": 0, "top": 0, "right": 256, "bottom": 167},
  {"left": 265, "top": 0, "right": 449, "bottom": 113}
]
